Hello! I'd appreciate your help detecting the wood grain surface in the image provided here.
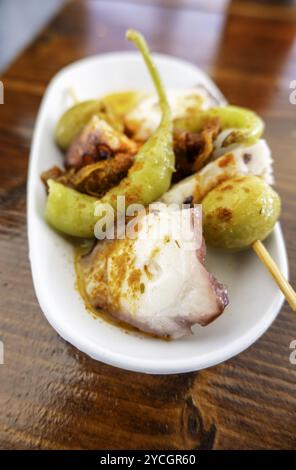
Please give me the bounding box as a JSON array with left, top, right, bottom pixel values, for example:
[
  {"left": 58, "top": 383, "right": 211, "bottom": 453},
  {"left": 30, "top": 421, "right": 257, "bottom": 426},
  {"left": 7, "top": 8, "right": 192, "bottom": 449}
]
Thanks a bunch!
[{"left": 0, "top": 0, "right": 296, "bottom": 450}]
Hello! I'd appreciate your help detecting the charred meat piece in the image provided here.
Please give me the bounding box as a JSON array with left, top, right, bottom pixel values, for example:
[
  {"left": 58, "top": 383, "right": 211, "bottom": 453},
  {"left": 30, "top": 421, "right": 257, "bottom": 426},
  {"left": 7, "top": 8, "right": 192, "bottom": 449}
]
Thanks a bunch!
[
  {"left": 78, "top": 205, "right": 228, "bottom": 338},
  {"left": 42, "top": 116, "right": 139, "bottom": 197},
  {"left": 41, "top": 152, "right": 135, "bottom": 198},
  {"left": 42, "top": 116, "right": 220, "bottom": 199},
  {"left": 67, "top": 152, "right": 135, "bottom": 197},
  {"left": 65, "top": 115, "right": 139, "bottom": 169},
  {"left": 173, "top": 117, "right": 220, "bottom": 182},
  {"left": 41, "top": 166, "right": 64, "bottom": 191}
]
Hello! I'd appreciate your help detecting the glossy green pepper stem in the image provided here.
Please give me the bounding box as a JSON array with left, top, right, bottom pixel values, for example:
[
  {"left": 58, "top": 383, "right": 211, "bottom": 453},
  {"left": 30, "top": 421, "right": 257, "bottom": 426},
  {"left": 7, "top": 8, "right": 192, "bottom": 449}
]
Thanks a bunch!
[
  {"left": 174, "top": 105, "right": 264, "bottom": 146},
  {"left": 46, "top": 30, "right": 174, "bottom": 238},
  {"left": 97, "top": 29, "right": 174, "bottom": 207},
  {"left": 126, "top": 30, "right": 169, "bottom": 122}
]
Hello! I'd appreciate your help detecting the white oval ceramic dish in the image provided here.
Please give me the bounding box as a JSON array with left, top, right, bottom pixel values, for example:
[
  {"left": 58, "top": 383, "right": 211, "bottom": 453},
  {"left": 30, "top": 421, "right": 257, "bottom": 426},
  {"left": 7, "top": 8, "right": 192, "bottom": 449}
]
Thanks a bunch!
[{"left": 28, "top": 52, "right": 288, "bottom": 374}]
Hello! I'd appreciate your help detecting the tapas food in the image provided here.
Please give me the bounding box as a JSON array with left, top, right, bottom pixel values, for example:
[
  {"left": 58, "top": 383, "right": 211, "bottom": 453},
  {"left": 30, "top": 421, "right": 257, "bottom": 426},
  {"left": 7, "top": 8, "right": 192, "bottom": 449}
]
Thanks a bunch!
[{"left": 40, "top": 30, "right": 295, "bottom": 340}]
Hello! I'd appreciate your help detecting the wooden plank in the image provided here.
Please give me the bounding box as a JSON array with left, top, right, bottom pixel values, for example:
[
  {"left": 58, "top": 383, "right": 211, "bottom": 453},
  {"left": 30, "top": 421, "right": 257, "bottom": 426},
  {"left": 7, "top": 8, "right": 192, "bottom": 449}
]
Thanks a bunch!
[{"left": 0, "top": 0, "right": 295, "bottom": 449}]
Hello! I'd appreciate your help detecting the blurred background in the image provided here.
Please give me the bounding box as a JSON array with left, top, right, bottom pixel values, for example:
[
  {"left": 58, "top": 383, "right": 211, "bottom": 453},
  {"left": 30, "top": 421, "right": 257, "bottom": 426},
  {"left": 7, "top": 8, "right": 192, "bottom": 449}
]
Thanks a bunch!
[
  {"left": 0, "top": 0, "right": 64, "bottom": 71},
  {"left": 1, "top": 0, "right": 296, "bottom": 72},
  {"left": 1, "top": 0, "right": 296, "bottom": 451}
]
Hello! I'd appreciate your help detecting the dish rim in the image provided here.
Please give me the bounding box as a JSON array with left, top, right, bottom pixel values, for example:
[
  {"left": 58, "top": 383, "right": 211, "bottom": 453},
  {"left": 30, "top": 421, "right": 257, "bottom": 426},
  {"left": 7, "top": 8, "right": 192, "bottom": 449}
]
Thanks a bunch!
[{"left": 28, "top": 51, "right": 288, "bottom": 374}]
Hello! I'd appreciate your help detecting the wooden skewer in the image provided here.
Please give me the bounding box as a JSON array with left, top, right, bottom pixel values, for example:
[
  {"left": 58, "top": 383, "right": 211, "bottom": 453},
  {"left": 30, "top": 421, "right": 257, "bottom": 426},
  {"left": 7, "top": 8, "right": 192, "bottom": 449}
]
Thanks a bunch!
[
  {"left": 68, "top": 87, "right": 78, "bottom": 104},
  {"left": 252, "top": 240, "right": 296, "bottom": 310}
]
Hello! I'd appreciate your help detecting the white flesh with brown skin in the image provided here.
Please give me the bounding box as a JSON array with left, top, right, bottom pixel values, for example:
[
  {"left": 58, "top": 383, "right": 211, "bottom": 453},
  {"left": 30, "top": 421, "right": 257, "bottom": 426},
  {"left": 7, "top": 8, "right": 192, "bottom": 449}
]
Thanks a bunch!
[
  {"left": 161, "top": 138, "right": 273, "bottom": 205},
  {"left": 125, "top": 87, "right": 221, "bottom": 141},
  {"left": 80, "top": 205, "right": 228, "bottom": 338}
]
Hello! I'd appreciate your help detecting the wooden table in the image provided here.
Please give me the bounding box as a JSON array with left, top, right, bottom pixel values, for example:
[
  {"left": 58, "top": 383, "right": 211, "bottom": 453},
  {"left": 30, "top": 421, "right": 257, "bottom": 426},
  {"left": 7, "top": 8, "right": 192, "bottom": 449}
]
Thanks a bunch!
[{"left": 1, "top": 0, "right": 296, "bottom": 450}]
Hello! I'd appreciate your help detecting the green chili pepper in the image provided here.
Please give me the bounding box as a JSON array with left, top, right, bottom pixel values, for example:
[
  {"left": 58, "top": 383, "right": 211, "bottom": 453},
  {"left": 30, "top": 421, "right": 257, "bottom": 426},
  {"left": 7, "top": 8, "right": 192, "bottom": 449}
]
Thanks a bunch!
[
  {"left": 46, "top": 29, "right": 174, "bottom": 237},
  {"left": 45, "top": 180, "right": 99, "bottom": 238},
  {"left": 97, "top": 28, "right": 174, "bottom": 207},
  {"left": 174, "top": 105, "right": 264, "bottom": 146}
]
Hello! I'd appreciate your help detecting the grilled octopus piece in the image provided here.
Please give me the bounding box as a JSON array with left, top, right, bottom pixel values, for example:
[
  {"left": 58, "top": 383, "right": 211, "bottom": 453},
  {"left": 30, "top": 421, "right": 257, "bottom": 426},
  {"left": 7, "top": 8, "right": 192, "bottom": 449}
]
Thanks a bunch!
[
  {"left": 65, "top": 115, "right": 139, "bottom": 169},
  {"left": 42, "top": 115, "right": 220, "bottom": 199},
  {"left": 78, "top": 205, "right": 228, "bottom": 338}
]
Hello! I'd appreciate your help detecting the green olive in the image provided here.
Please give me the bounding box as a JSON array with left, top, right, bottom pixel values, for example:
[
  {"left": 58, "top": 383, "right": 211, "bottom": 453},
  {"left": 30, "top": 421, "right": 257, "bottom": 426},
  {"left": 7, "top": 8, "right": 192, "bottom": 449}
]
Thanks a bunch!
[
  {"left": 202, "top": 175, "right": 281, "bottom": 250},
  {"left": 55, "top": 92, "right": 141, "bottom": 151}
]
